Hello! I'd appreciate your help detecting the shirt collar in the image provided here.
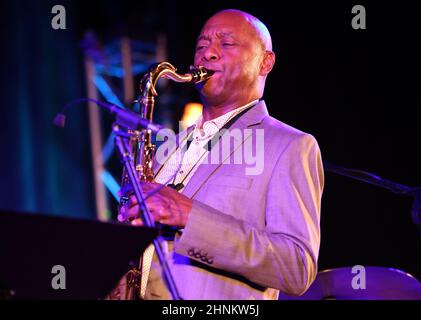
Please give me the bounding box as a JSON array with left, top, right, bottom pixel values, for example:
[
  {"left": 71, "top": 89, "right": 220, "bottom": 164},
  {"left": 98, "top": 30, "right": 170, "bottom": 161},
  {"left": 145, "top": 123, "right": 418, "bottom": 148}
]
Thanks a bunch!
[{"left": 193, "top": 99, "right": 259, "bottom": 140}]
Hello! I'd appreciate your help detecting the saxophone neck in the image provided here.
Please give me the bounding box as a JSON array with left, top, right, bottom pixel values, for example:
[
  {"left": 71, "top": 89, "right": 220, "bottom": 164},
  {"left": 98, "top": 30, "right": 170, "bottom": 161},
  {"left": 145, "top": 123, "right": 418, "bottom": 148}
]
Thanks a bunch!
[
  {"left": 160, "top": 63, "right": 214, "bottom": 84},
  {"left": 140, "top": 62, "right": 214, "bottom": 96},
  {"left": 139, "top": 62, "right": 214, "bottom": 120}
]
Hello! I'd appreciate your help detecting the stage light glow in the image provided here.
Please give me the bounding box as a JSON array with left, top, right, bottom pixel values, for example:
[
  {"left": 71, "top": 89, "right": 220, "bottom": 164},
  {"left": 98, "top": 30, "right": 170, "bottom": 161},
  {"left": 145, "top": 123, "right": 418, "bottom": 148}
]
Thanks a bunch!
[{"left": 181, "top": 102, "right": 203, "bottom": 130}]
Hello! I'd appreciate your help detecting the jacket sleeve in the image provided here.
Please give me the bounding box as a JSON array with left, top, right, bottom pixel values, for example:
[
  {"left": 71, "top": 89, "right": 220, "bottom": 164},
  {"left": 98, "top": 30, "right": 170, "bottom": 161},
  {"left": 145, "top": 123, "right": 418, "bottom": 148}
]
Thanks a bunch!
[{"left": 173, "top": 134, "right": 324, "bottom": 295}]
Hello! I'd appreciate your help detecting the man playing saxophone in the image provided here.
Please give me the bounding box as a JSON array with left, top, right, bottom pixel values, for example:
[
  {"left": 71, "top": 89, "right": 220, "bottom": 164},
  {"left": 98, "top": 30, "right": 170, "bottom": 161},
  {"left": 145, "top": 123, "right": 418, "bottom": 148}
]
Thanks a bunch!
[{"left": 118, "top": 9, "right": 324, "bottom": 300}]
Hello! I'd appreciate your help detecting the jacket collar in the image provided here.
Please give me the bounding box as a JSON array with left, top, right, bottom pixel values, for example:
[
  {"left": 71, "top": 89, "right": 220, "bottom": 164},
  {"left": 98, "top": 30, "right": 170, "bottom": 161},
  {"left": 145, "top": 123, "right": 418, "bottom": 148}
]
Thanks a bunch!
[
  {"left": 153, "top": 100, "right": 269, "bottom": 197},
  {"left": 233, "top": 99, "right": 269, "bottom": 129},
  {"left": 180, "top": 100, "right": 269, "bottom": 198}
]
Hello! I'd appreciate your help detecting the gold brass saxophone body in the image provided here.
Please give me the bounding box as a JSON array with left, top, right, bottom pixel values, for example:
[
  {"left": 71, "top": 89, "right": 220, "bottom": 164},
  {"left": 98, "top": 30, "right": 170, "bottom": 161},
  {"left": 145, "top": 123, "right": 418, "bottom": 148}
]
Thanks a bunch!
[{"left": 116, "top": 62, "right": 213, "bottom": 300}]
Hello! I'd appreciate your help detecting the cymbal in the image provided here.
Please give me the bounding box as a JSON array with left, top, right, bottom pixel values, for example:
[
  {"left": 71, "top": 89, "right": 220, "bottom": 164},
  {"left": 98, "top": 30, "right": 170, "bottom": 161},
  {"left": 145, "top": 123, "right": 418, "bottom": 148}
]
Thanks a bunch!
[{"left": 278, "top": 266, "right": 421, "bottom": 300}]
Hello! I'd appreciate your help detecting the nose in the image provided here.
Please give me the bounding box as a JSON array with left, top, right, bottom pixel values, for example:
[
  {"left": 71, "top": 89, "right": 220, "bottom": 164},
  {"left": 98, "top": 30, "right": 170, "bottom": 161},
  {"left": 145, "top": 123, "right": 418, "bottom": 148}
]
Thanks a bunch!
[{"left": 201, "top": 43, "right": 220, "bottom": 62}]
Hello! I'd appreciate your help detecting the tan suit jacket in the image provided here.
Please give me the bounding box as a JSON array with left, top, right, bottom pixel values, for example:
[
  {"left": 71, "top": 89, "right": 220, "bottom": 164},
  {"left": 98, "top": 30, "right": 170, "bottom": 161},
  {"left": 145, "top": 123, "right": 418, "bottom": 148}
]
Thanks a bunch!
[{"left": 146, "top": 100, "right": 324, "bottom": 300}]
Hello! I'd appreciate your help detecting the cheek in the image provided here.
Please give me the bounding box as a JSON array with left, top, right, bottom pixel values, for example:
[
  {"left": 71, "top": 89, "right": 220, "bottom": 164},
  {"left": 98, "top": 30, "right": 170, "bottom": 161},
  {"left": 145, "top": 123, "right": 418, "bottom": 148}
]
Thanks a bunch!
[
  {"left": 236, "top": 59, "right": 260, "bottom": 80},
  {"left": 228, "top": 65, "right": 251, "bottom": 83}
]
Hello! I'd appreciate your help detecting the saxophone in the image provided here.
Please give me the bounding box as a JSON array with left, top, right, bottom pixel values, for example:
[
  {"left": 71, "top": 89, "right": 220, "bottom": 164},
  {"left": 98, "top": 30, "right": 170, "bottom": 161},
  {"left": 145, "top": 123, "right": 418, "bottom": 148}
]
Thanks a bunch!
[{"left": 117, "top": 62, "right": 213, "bottom": 299}]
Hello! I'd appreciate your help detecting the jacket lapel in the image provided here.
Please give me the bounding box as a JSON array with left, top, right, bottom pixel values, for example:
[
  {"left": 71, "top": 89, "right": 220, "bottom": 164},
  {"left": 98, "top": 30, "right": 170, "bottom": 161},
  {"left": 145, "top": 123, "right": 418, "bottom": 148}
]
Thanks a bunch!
[{"left": 181, "top": 100, "right": 269, "bottom": 199}]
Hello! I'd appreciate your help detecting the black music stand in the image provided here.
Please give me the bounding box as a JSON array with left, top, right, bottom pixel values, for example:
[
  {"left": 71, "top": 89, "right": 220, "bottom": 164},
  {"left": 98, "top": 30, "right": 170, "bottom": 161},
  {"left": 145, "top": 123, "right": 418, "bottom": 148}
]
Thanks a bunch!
[{"left": 0, "top": 210, "right": 158, "bottom": 300}]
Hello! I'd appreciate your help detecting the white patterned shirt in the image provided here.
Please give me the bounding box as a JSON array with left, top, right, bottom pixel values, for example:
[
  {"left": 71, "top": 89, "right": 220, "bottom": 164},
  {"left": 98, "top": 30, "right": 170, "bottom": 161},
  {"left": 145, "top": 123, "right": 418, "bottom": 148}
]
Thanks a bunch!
[{"left": 155, "top": 100, "right": 258, "bottom": 191}]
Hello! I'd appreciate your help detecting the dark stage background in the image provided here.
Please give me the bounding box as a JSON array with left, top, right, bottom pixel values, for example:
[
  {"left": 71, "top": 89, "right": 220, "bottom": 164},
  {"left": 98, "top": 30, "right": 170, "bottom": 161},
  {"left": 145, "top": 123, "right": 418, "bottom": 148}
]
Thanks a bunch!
[{"left": 1, "top": 0, "right": 420, "bottom": 282}]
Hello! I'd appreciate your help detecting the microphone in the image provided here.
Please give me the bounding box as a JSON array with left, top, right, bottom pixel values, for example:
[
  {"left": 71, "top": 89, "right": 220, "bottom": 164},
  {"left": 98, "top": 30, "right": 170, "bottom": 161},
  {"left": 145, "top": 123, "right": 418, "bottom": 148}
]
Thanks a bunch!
[{"left": 53, "top": 98, "right": 163, "bottom": 134}]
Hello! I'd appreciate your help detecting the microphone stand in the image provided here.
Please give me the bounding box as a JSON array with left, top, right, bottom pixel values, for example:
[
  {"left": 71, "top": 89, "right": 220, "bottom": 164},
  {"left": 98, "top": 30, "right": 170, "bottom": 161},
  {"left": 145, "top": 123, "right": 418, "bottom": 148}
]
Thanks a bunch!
[
  {"left": 53, "top": 99, "right": 180, "bottom": 298},
  {"left": 113, "top": 124, "right": 182, "bottom": 300},
  {"left": 324, "top": 162, "right": 421, "bottom": 238}
]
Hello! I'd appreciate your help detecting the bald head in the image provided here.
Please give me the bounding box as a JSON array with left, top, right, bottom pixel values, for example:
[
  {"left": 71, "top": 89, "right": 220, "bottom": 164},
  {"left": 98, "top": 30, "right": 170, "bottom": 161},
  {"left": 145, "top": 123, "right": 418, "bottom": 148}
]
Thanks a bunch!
[{"left": 206, "top": 9, "right": 273, "bottom": 51}]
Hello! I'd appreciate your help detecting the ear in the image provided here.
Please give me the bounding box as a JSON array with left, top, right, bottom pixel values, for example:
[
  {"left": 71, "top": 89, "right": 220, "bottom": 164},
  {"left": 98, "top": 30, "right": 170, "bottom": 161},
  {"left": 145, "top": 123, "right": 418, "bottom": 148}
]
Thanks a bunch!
[{"left": 259, "top": 50, "right": 276, "bottom": 76}]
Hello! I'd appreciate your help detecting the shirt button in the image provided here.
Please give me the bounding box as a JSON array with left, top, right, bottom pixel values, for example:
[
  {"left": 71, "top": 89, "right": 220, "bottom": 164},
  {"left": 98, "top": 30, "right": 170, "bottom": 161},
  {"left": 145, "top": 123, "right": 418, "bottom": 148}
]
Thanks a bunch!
[{"left": 179, "top": 170, "right": 184, "bottom": 175}]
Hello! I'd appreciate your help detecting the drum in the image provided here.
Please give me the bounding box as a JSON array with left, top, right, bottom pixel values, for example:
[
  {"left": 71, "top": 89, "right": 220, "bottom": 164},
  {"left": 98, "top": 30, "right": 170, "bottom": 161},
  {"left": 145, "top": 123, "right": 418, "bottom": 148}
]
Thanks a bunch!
[{"left": 278, "top": 266, "right": 421, "bottom": 300}]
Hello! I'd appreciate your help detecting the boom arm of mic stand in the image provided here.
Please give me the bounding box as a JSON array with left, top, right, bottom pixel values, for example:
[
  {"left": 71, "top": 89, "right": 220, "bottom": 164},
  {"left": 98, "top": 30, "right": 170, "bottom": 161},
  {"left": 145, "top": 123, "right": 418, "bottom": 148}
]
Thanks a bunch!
[
  {"left": 323, "top": 162, "right": 416, "bottom": 195},
  {"left": 113, "top": 126, "right": 182, "bottom": 300},
  {"left": 324, "top": 161, "right": 421, "bottom": 238}
]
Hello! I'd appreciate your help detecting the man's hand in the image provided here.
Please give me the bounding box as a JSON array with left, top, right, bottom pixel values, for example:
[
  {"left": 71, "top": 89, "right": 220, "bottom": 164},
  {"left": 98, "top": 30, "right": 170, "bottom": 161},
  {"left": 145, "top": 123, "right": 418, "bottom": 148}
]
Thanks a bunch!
[{"left": 118, "top": 182, "right": 193, "bottom": 228}]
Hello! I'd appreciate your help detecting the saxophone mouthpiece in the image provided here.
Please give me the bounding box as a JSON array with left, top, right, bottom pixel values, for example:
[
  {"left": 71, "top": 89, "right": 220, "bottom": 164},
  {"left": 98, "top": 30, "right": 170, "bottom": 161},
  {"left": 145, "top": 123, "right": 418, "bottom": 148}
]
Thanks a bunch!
[{"left": 189, "top": 65, "right": 214, "bottom": 83}]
